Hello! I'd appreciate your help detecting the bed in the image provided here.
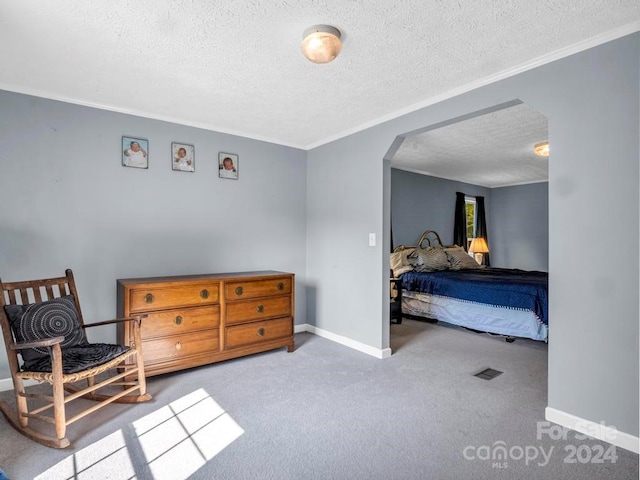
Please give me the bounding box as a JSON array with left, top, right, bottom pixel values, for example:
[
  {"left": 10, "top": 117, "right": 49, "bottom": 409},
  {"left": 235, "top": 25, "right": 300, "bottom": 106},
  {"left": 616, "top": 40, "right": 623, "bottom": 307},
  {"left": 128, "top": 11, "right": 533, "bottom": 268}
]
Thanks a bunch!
[{"left": 392, "top": 230, "right": 548, "bottom": 341}]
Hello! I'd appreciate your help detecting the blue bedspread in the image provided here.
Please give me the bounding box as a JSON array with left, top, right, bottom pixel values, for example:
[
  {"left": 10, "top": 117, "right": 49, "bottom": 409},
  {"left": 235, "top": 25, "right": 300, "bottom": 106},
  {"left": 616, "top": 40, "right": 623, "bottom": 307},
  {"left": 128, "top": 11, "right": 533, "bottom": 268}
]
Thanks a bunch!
[{"left": 400, "top": 268, "right": 548, "bottom": 325}]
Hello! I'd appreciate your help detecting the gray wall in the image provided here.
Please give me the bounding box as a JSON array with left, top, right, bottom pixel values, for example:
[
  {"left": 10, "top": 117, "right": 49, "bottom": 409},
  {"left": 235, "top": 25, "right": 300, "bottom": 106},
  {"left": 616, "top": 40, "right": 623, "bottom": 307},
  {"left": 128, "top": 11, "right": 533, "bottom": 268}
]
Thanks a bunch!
[
  {"left": 306, "top": 132, "right": 393, "bottom": 348},
  {"left": 306, "top": 33, "right": 639, "bottom": 437},
  {"left": 390, "top": 169, "right": 548, "bottom": 271},
  {"left": 0, "top": 91, "right": 308, "bottom": 379},
  {"left": 490, "top": 182, "right": 548, "bottom": 271},
  {"left": 390, "top": 169, "right": 491, "bottom": 248},
  {"left": 0, "top": 33, "right": 637, "bottom": 441}
]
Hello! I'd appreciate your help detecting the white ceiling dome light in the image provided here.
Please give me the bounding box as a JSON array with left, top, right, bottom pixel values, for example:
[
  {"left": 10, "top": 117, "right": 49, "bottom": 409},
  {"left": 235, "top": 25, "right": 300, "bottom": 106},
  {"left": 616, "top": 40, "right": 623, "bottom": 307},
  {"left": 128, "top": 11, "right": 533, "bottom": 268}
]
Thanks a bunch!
[
  {"left": 534, "top": 141, "right": 549, "bottom": 157},
  {"left": 301, "top": 25, "right": 342, "bottom": 64}
]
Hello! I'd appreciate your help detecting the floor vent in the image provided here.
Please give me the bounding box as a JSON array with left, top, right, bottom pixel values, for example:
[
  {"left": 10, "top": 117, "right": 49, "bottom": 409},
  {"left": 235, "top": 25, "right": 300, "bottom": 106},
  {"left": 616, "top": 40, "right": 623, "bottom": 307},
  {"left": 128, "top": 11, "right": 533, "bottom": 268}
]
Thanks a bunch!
[{"left": 474, "top": 368, "right": 503, "bottom": 380}]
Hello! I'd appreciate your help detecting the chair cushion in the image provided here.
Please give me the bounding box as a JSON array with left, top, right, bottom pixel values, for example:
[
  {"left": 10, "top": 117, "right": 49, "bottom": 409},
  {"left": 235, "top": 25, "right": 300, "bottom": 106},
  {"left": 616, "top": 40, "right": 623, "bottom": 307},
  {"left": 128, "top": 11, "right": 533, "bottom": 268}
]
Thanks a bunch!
[
  {"left": 25, "top": 343, "right": 131, "bottom": 374},
  {"left": 4, "top": 295, "right": 88, "bottom": 363}
]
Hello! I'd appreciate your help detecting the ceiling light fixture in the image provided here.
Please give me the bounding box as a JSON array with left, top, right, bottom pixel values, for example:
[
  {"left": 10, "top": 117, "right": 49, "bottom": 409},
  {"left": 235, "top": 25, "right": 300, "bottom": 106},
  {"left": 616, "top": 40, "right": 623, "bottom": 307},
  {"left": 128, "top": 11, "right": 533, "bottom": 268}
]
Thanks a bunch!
[
  {"left": 301, "top": 25, "right": 342, "bottom": 64},
  {"left": 534, "top": 141, "right": 549, "bottom": 157}
]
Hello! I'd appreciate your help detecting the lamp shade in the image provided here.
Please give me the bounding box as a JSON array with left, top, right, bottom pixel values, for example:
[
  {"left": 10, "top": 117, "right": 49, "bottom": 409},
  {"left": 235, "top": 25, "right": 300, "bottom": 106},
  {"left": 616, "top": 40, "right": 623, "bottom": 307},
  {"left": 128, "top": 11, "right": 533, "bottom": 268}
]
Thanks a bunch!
[
  {"left": 301, "top": 25, "right": 342, "bottom": 64},
  {"left": 469, "top": 237, "right": 489, "bottom": 254}
]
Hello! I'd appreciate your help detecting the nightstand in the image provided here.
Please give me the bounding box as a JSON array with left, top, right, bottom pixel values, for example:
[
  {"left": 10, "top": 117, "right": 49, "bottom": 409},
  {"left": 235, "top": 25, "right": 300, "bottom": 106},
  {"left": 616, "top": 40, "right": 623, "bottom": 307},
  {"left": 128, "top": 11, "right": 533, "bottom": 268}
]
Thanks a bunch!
[{"left": 390, "top": 277, "right": 403, "bottom": 324}]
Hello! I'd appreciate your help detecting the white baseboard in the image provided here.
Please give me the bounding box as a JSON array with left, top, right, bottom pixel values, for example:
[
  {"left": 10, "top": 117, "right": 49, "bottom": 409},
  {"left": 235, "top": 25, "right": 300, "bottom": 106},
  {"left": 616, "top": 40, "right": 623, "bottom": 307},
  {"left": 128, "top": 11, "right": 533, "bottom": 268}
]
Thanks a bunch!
[
  {"left": 0, "top": 377, "right": 14, "bottom": 392},
  {"left": 0, "top": 377, "right": 38, "bottom": 393},
  {"left": 546, "top": 407, "right": 639, "bottom": 454},
  {"left": 295, "top": 323, "right": 392, "bottom": 359}
]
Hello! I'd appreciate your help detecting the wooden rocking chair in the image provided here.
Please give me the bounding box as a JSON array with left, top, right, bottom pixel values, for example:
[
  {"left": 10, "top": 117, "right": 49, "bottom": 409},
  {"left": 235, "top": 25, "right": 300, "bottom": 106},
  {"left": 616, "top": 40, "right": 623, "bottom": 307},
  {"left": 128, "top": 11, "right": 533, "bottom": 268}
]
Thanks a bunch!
[{"left": 0, "top": 269, "right": 151, "bottom": 448}]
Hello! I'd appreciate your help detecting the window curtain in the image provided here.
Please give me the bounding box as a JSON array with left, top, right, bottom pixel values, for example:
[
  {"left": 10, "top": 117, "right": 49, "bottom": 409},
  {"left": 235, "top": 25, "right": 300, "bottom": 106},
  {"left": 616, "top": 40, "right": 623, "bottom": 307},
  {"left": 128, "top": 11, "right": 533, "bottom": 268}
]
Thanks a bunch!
[
  {"left": 453, "top": 191, "right": 467, "bottom": 250},
  {"left": 390, "top": 214, "right": 395, "bottom": 253},
  {"left": 475, "top": 196, "right": 491, "bottom": 266}
]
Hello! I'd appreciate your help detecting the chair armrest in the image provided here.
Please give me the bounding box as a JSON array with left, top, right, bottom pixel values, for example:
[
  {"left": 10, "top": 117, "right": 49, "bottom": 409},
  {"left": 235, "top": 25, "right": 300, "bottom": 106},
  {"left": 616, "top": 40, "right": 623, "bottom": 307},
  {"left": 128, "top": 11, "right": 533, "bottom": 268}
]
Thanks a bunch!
[
  {"left": 82, "top": 314, "right": 147, "bottom": 329},
  {"left": 9, "top": 336, "right": 65, "bottom": 350}
]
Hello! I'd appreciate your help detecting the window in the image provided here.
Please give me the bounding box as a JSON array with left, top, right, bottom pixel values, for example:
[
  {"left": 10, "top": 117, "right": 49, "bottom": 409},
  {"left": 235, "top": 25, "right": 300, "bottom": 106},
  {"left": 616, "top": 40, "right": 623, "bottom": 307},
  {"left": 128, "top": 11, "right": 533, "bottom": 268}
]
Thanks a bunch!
[{"left": 465, "top": 197, "right": 476, "bottom": 250}]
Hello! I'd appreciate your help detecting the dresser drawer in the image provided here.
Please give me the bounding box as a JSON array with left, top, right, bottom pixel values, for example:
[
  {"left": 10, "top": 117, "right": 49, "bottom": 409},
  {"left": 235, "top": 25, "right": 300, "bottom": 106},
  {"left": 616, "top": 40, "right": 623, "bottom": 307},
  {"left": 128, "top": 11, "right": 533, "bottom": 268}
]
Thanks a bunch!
[
  {"left": 226, "top": 296, "right": 291, "bottom": 325},
  {"left": 130, "top": 282, "right": 219, "bottom": 312},
  {"left": 225, "top": 317, "right": 292, "bottom": 349},
  {"left": 140, "top": 305, "right": 220, "bottom": 339},
  {"left": 117, "top": 271, "right": 295, "bottom": 375},
  {"left": 225, "top": 277, "right": 292, "bottom": 301},
  {"left": 141, "top": 329, "right": 219, "bottom": 365}
]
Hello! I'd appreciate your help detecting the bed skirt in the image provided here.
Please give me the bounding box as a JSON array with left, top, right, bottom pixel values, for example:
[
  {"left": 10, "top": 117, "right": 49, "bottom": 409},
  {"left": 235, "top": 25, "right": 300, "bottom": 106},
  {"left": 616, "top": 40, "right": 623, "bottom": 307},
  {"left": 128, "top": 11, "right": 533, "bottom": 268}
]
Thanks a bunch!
[{"left": 402, "top": 290, "right": 548, "bottom": 341}]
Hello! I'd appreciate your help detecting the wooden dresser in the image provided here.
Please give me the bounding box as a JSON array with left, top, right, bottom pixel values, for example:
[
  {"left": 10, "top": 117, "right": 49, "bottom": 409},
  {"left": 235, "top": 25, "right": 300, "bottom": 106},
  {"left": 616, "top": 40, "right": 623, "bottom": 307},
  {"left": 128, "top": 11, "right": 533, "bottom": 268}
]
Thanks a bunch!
[{"left": 116, "top": 271, "right": 294, "bottom": 376}]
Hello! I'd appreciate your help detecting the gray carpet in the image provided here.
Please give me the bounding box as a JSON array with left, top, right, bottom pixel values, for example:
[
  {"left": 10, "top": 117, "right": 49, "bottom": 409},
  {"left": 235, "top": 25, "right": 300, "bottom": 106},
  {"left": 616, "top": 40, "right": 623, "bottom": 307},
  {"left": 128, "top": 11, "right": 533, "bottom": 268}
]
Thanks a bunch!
[{"left": 0, "top": 319, "right": 637, "bottom": 479}]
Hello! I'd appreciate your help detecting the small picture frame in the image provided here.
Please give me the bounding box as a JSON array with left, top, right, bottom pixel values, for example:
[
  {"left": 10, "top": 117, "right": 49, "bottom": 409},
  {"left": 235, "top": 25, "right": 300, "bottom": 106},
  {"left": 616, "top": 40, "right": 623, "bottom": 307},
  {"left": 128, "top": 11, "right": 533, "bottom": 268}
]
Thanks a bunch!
[
  {"left": 171, "top": 142, "right": 195, "bottom": 172},
  {"left": 122, "top": 136, "right": 149, "bottom": 169},
  {"left": 218, "top": 152, "right": 239, "bottom": 180}
]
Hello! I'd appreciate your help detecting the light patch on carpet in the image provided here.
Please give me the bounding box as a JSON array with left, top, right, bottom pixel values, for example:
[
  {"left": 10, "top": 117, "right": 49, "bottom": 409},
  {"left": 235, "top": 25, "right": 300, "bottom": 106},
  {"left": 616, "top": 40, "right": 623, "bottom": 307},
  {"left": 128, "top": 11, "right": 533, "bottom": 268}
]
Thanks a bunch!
[
  {"left": 35, "top": 430, "right": 135, "bottom": 480},
  {"left": 35, "top": 388, "right": 244, "bottom": 480},
  {"left": 134, "top": 388, "right": 245, "bottom": 479}
]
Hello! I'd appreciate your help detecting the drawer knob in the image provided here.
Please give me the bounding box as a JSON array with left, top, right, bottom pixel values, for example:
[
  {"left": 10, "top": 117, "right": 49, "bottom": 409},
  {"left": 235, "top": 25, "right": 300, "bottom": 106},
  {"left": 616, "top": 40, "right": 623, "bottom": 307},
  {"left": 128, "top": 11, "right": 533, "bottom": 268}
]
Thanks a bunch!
[
  {"left": 256, "top": 304, "right": 264, "bottom": 313},
  {"left": 175, "top": 341, "right": 182, "bottom": 350},
  {"left": 235, "top": 286, "right": 243, "bottom": 296},
  {"left": 200, "top": 289, "right": 209, "bottom": 299},
  {"left": 144, "top": 293, "right": 154, "bottom": 304},
  {"left": 175, "top": 315, "right": 183, "bottom": 325},
  {"left": 257, "top": 327, "right": 265, "bottom": 336},
  {"left": 277, "top": 282, "right": 284, "bottom": 291}
]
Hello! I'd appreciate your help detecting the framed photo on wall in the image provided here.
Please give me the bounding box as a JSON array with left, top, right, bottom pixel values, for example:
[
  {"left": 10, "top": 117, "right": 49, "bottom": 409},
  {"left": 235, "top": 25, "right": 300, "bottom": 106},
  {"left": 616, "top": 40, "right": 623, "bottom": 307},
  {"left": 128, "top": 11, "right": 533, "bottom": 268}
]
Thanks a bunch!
[
  {"left": 218, "top": 152, "right": 238, "bottom": 179},
  {"left": 122, "top": 136, "right": 149, "bottom": 169},
  {"left": 172, "top": 142, "right": 195, "bottom": 172}
]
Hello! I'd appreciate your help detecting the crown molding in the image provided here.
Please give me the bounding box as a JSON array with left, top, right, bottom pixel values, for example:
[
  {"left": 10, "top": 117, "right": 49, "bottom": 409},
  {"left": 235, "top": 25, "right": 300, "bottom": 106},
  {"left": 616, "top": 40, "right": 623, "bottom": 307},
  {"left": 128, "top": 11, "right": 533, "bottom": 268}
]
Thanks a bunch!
[
  {"left": 306, "top": 21, "right": 640, "bottom": 150},
  {"left": 1, "top": 21, "right": 638, "bottom": 152},
  {"left": 0, "top": 83, "right": 308, "bottom": 150}
]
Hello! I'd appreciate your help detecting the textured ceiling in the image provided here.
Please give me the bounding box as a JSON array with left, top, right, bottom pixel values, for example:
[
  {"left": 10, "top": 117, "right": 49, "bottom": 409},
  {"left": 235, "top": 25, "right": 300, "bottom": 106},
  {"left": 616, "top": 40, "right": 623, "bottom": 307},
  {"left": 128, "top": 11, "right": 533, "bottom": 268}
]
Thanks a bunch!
[
  {"left": 0, "top": 1, "right": 638, "bottom": 160},
  {"left": 392, "top": 103, "right": 549, "bottom": 188}
]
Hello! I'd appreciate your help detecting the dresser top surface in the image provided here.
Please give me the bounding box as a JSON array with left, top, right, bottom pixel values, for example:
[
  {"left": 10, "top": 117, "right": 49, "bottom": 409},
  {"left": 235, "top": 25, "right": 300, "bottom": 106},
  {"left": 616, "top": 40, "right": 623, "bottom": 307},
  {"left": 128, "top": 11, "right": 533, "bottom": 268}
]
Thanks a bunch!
[{"left": 117, "top": 270, "right": 293, "bottom": 286}]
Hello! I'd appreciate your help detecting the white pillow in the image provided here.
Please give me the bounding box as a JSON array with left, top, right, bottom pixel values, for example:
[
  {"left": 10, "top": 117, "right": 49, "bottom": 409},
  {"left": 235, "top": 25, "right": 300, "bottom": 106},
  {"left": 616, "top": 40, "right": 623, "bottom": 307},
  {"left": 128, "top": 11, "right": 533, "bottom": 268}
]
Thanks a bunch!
[
  {"left": 390, "top": 250, "right": 414, "bottom": 277},
  {"left": 393, "top": 265, "right": 414, "bottom": 277},
  {"left": 400, "top": 248, "right": 414, "bottom": 265},
  {"left": 390, "top": 252, "right": 404, "bottom": 271}
]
